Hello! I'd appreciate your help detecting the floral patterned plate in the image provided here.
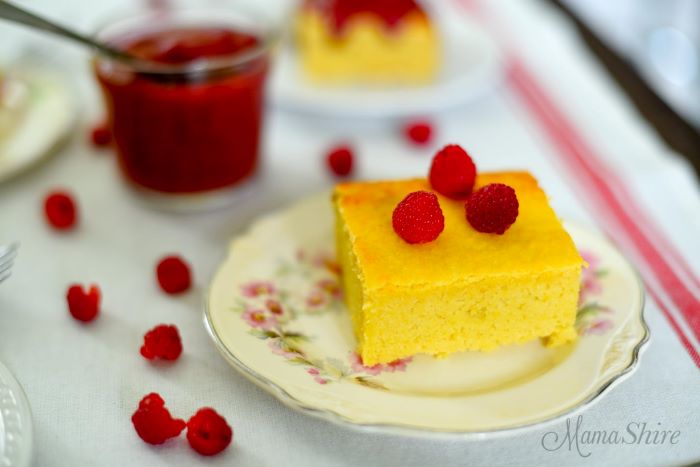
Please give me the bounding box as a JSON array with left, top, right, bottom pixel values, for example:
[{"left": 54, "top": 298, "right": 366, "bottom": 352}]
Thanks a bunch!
[{"left": 205, "top": 193, "right": 648, "bottom": 435}]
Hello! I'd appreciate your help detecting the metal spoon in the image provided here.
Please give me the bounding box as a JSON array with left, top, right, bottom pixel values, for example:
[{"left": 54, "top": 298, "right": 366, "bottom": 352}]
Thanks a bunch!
[{"left": 0, "top": 0, "right": 140, "bottom": 65}]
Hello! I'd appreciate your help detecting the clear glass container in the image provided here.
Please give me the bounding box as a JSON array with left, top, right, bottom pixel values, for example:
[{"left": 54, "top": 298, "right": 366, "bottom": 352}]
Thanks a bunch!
[{"left": 94, "top": 5, "right": 277, "bottom": 210}]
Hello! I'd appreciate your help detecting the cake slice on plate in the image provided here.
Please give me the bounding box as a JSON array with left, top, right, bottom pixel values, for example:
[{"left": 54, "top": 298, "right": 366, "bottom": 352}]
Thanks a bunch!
[
  {"left": 295, "top": 0, "right": 439, "bottom": 85},
  {"left": 333, "top": 169, "right": 583, "bottom": 365}
]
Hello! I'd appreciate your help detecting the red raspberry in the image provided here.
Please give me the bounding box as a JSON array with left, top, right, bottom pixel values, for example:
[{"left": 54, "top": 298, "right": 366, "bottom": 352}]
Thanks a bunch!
[
  {"left": 44, "top": 191, "right": 78, "bottom": 230},
  {"left": 429, "top": 145, "right": 477, "bottom": 199},
  {"left": 466, "top": 183, "right": 519, "bottom": 234},
  {"left": 90, "top": 124, "right": 112, "bottom": 147},
  {"left": 404, "top": 121, "right": 433, "bottom": 146},
  {"left": 186, "top": 408, "right": 233, "bottom": 456},
  {"left": 66, "top": 284, "right": 101, "bottom": 322},
  {"left": 140, "top": 324, "right": 183, "bottom": 361},
  {"left": 131, "top": 393, "right": 186, "bottom": 445},
  {"left": 392, "top": 191, "right": 444, "bottom": 244},
  {"left": 156, "top": 256, "right": 192, "bottom": 294},
  {"left": 326, "top": 145, "right": 353, "bottom": 177}
]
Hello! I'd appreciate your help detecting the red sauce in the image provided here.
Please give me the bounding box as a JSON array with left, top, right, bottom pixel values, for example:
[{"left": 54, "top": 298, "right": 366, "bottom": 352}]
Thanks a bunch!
[
  {"left": 305, "top": 0, "right": 424, "bottom": 33},
  {"left": 96, "top": 27, "right": 268, "bottom": 194}
]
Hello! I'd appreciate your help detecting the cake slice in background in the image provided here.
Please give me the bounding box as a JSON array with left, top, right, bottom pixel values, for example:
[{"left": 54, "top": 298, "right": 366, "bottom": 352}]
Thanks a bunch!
[{"left": 295, "top": 0, "right": 439, "bottom": 85}]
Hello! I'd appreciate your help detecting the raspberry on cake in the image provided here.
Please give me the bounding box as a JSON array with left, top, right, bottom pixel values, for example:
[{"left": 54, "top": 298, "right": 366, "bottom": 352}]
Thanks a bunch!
[
  {"left": 466, "top": 183, "right": 519, "bottom": 234},
  {"left": 296, "top": 0, "right": 439, "bottom": 84},
  {"left": 333, "top": 172, "right": 583, "bottom": 365},
  {"left": 429, "top": 144, "right": 477, "bottom": 199},
  {"left": 392, "top": 191, "right": 445, "bottom": 244}
]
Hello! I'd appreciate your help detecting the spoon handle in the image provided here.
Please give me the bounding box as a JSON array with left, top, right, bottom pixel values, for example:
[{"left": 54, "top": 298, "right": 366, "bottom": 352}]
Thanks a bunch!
[{"left": 0, "top": 0, "right": 134, "bottom": 62}]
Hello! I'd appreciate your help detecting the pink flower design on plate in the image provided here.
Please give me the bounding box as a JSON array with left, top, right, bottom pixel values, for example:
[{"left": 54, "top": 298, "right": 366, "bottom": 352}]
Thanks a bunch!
[
  {"left": 580, "top": 250, "right": 600, "bottom": 270},
  {"left": 349, "top": 352, "right": 384, "bottom": 376},
  {"left": 268, "top": 340, "right": 299, "bottom": 359},
  {"left": 579, "top": 276, "right": 603, "bottom": 305},
  {"left": 578, "top": 250, "right": 605, "bottom": 304},
  {"left": 265, "top": 299, "right": 285, "bottom": 315},
  {"left": 317, "top": 279, "right": 342, "bottom": 299},
  {"left": 242, "top": 308, "right": 278, "bottom": 330},
  {"left": 306, "top": 368, "right": 328, "bottom": 384},
  {"left": 581, "top": 275, "right": 602, "bottom": 294},
  {"left": 583, "top": 319, "right": 614, "bottom": 336},
  {"left": 306, "top": 289, "right": 327, "bottom": 308},
  {"left": 313, "top": 253, "right": 342, "bottom": 276},
  {"left": 241, "top": 281, "right": 276, "bottom": 298}
]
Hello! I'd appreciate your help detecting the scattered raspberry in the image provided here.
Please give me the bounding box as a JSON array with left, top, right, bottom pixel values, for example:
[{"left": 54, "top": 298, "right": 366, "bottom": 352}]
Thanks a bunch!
[
  {"left": 66, "top": 284, "right": 101, "bottom": 322},
  {"left": 140, "top": 324, "right": 183, "bottom": 361},
  {"left": 186, "top": 408, "right": 233, "bottom": 456},
  {"left": 131, "top": 393, "right": 186, "bottom": 445},
  {"left": 392, "top": 191, "right": 445, "bottom": 244},
  {"left": 156, "top": 256, "right": 192, "bottom": 294},
  {"left": 90, "top": 123, "right": 112, "bottom": 147},
  {"left": 466, "top": 183, "right": 519, "bottom": 234},
  {"left": 44, "top": 191, "right": 78, "bottom": 230},
  {"left": 428, "top": 144, "right": 477, "bottom": 199},
  {"left": 404, "top": 121, "right": 433, "bottom": 146},
  {"left": 326, "top": 145, "right": 353, "bottom": 177}
]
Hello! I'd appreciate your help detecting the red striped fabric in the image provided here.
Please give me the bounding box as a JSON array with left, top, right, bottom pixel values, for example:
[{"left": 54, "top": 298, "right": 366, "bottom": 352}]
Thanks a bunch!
[{"left": 508, "top": 60, "right": 700, "bottom": 368}]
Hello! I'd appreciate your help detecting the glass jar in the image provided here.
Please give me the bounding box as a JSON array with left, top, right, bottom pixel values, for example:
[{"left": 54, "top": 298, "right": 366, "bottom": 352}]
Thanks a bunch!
[{"left": 94, "top": 5, "right": 276, "bottom": 210}]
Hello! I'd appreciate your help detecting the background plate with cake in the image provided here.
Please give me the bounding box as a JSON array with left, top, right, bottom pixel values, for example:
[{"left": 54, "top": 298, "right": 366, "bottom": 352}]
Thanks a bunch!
[{"left": 269, "top": 0, "right": 502, "bottom": 118}]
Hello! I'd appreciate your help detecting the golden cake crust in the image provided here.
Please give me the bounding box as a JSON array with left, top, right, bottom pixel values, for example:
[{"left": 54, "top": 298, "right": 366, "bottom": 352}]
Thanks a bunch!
[{"left": 334, "top": 172, "right": 582, "bottom": 289}]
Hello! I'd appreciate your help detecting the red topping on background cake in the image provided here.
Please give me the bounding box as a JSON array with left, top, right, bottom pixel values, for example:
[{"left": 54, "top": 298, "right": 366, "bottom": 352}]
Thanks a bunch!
[
  {"left": 44, "top": 191, "right": 78, "bottom": 230},
  {"left": 392, "top": 191, "right": 444, "bottom": 244},
  {"left": 90, "top": 124, "right": 112, "bottom": 148},
  {"left": 307, "top": 0, "right": 424, "bottom": 33},
  {"left": 156, "top": 256, "right": 192, "bottom": 294},
  {"left": 186, "top": 408, "right": 233, "bottom": 456},
  {"left": 404, "top": 121, "right": 433, "bottom": 146},
  {"left": 66, "top": 284, "right": 101, "bottom": 322},
  {"left": 131, "top": 393, "right": 186, "bottom": 445},
  {"left": 326, "top": 145, "right": 354, "bottom": 177},
  {"left": 140, "top": 324, "right": 183, "bottom": 361},
  {"left": 429, "top": 145, "right": 477, "bottom": 199},
  {"left": 466, "top": 183, "right": 519, "bottom": 234}
]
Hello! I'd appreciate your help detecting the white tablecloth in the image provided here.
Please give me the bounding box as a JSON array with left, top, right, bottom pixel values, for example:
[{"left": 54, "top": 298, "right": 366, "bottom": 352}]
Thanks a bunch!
[{"left": 1, "top": 0, "right": 699, "bottom": 466}]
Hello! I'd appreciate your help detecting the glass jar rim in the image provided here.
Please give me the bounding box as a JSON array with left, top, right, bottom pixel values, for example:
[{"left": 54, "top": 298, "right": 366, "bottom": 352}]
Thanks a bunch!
[{"left": 92, "top": 4, "right": 282, "bottom": 77}]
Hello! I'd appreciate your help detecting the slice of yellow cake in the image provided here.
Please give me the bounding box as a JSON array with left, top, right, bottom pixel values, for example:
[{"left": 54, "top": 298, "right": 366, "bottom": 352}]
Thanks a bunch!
[
  {"left": 333, "top": 172, "right": 583, "bottom": 365},
  {"left": 295, "top": 0, "right": 439, "bottom": 85}
]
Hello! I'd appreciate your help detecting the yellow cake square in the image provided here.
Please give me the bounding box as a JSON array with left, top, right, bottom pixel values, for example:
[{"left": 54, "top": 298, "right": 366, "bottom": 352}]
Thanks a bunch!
[
  {"left": 295, "top": 0, "right": 439, "bottom": 85},
  {"left": 333, "top": 172, "right": 583, "bottom": 365}
]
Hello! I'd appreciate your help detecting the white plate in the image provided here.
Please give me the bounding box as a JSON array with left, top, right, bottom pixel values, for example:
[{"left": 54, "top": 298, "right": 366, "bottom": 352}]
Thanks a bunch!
[
  {"left": 269, "top": 6, "right": 502, "bottom": 118},
  {"left": 0, "top": 361, "right": 32, "bottom": 467},
  {"left": 0, "top": 71, "right": 75, "bottom": 184},
  {"left": 205, "top": 193, "right": 648, "bottom": 435}
]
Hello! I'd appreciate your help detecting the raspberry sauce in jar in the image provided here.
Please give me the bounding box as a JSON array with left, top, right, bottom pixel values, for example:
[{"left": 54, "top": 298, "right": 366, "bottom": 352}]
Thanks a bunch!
[{"left": 94, "top": 10, "right": 272, "bottom": 206}]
